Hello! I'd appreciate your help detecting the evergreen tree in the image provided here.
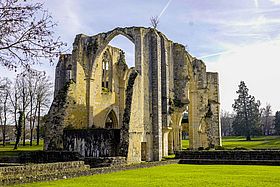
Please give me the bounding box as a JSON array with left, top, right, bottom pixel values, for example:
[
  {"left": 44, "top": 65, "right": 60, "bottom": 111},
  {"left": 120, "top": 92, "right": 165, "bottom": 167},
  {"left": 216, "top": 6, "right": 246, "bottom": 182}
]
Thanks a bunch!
[
  {"left": 274, "top": 111, "right": 280, "bottom": 135},
  {"left": 232, "top": 81, "right": 261, "bottom": 140}
]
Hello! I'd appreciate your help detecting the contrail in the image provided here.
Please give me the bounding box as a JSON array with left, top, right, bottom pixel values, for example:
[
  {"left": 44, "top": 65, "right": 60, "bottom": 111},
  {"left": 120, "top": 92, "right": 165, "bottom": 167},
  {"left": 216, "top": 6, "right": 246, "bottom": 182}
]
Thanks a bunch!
[
  {"left": 199, "top": 38, "right": 280, "bottom": 59},
  {"left": 199, "top": 50, "right": 233, "bottom": 59},
  {"left": 158, "top": 0, "right": 173, "bottom": 19}
]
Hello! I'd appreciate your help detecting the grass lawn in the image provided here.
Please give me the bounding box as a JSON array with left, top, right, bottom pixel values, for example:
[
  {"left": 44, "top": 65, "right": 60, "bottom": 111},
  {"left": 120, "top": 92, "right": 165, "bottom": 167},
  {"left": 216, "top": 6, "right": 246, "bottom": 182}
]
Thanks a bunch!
[
  {"left": 13, "top": 164, "right": 280, "bottom": 187},
  {"left": 182, "top": 138, "right": 189, "bottom": 149},
  {"left": 0, "top": 140, "right": 43, "bottom": 152},
  {"left": 222, "top": 136, "right": 280, "bottom": 149},
  {"left": 182, "top": 136, "right": 280, "bottom": 149}
]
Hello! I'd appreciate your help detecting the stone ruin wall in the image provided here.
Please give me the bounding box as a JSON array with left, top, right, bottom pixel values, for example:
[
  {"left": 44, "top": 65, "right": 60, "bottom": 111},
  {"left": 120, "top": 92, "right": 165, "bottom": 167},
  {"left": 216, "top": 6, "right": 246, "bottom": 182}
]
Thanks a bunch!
[
  {"left": 63, "top": 129, "right": 120, "bottom": 157},
  {"left": 44, "top": 27, "right": 221, "bottom": 163}
]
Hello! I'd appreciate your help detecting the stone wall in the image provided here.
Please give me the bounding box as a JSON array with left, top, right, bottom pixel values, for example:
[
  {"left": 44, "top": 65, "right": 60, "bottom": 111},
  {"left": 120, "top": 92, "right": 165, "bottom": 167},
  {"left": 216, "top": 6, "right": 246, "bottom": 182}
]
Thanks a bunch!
[
  {"left": 0, "top": 161, "right": 90, "bottom": 185},
  {"left": 84, "top": 156, "right": 126, "bottom": 168},
  {"left": 0, "top": 151, "right": 82, "bottom": 163},
  {"left": 63, "top": 129, "right": 120, "bottom": 157},
  {"left": 175, "top": 150, "right": 280, "bottom": 160},
  {"left": 0, "top": 159, "right": 178, "bottom": 186},
  {"left": 45, "top": 26, "right": 222, "bottom": 163},
  {"left": 44, "top": 81, "right": 72, "bottom": 150},
  {"left": 90, "top": 46, "right": 127, "bottom": 129},
  {"left": 119, "top": 70, "right": 138, "bottom": 158}
]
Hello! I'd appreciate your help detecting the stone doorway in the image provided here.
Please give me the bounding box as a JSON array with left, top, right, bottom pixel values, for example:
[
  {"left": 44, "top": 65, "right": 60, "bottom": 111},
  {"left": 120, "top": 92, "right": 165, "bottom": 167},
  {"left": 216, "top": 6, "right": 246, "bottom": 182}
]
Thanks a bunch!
[{"left": 105, "top": 110, "right": 118, "bottom": 129}]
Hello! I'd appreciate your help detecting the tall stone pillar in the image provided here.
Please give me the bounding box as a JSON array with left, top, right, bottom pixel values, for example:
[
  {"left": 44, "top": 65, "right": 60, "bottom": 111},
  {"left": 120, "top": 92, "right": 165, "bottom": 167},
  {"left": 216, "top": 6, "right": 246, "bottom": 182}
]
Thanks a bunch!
[
  {"left": 207, "top": 72, "right": 222, "bottom": 146},
  {"left": 162, "top": 127, "right": 172, "bottom": 156},
  {"left": 150, "top": 31, "right": 162, "bottom": 161},
  {"left": 167, "top": 130, "right": 173, "bottom": 154},
  {"left": 160, "top": 35, "right": 171, "bottom": 157},
  {"left": 189, "top": 84, "right": 200, "bottom": 149}
]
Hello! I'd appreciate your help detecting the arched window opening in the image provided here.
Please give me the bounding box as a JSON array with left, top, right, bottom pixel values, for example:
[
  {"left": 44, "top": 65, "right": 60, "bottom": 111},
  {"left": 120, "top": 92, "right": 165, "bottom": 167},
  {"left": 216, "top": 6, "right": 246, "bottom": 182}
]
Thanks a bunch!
[
  {"left": 108, "top": 35, "right": 135, "bottom": 68},
  {"left": 181, "top": 111, "right": 189, "bottom": 148},
  {"left": 181, "top": 111, "right": 189, "bottom": 124},
  {"left": 66, "top": 64, "right": 73, "bottom": 82},
  {"left": 102, "top": 50, "right": 112, "bottom": 92},
  {"left": 105, "top": 110, "right": 118, "bottom": 129}
]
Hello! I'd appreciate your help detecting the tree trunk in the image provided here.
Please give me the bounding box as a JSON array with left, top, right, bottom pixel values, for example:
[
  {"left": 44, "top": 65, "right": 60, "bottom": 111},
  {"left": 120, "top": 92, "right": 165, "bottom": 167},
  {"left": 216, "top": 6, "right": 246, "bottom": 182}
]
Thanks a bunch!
[
  {"left": 3, "top": 117, "right": 6, "bottom": 146},
  {"left": 246, "top": 135, "right": 251, "bottom": 141},
  {"left": 13, "top": 93, "right": 18, "bottom": 145},
  {"left": 1, "top": 95, "right": 8, "bottom": 146},
  {"left": 0, "top": 113, "right": 4, "bottom": 146},
  {"left": 1, "top": 125, "right": 5, "bottom": 146},
  {"left": 29, "top": 96, "right": 33, "bottom": 146},
  {"left": 14, "top": 111, "right": 23, "bottom": 150},
  {"left": 36, "top": 103, "right": 41, "bottom": 146},
  {"left": 31, "top": 99, "right": 39, "bottom": 146},
  {"left": 22, "top": 81, "right": 26, "bottom": 146},
  {"left": 30, "top": 127, "right": 33, "bottom": 146},
  {"left": 22, "top": 111, "right": 26, "bottom": 146}
]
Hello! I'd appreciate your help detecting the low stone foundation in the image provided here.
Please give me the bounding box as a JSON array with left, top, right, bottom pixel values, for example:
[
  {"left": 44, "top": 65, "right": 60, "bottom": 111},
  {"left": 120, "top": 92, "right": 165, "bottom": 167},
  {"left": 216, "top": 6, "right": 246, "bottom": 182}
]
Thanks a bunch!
[
  {"left": 0, "top": 161, "right": 90, "bottom": 185},
  {"left": 178, "top": 159, "right": 280, "bottom": 165},
  {"left": 175, "top": 150, "right": 280, "bottom": 166},
  {"left": 0, "top": 151, "right": 82, "bottom": 163},
  {"left": 1, "top": 159, "right": 179, "bottom": 185},
  {"left": 175, "top": 150, "right": 280, "bottom": 160},
  {"left": 84, "top": 156, "right": 126, "bottom": 168}
]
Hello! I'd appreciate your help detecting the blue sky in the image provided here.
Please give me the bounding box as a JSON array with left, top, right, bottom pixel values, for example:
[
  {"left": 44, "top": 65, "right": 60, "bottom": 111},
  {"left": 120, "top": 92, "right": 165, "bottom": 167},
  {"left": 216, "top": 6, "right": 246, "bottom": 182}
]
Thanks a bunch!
[{"left": 3, "top": 0, "right": 280, "bottom": 112}]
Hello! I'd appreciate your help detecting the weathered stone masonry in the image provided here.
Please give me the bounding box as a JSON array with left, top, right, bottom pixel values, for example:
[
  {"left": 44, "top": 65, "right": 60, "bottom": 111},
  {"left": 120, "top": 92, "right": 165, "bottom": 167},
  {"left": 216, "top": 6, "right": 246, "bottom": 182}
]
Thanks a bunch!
[{"left": 44, "top": 27, "right": 221, "bottom": 163}]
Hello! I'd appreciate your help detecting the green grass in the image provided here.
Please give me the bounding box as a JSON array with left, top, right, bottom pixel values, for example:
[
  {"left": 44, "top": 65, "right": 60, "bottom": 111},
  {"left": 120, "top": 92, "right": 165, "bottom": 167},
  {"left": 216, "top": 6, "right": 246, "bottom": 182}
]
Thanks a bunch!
[
  {"left": 222, "top": 136, "right": 280, "bottom": 149},
  {"left": 13, "top": 164, "right": 280, "bottom": 187},
  {"left": 182, "top": 138, "right": 189, "bottom": 149},
  {"left": 0, "top": 140, "right": 43, "bottom": 152},
  {"left": 182, "top": 136, "right": 280, "bottom": 149},
  {"left": 163, "top": 154, "right": 175, "bottom": 159}
]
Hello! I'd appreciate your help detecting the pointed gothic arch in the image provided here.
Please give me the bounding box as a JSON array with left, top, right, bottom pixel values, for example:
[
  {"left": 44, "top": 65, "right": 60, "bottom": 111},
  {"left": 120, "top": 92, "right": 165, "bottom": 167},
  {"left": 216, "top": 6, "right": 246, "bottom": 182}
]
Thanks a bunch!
[
  {"left": 101, "top": 49, "right": 113, "bottom": 92},
  {"left": 104, "top": 109, "right": 119, "bottom": 129}
]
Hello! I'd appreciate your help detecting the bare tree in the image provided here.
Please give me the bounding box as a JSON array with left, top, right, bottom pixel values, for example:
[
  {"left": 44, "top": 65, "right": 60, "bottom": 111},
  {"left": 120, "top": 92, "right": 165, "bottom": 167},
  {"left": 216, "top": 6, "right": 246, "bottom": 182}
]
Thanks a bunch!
[
  {"left": 260, "top": 104, "right": 273, "bottom": 135},
  {"left": 26, "top": 72, "right": 38, "bottom": 146},
  {"left": 0, "top": 77, "right": 12, "bottom": 146},
  {"left": 221, "top": 110, "right": 234, "bottom": 136},
  {"left": 150, "top": 16, "right": 159, "bottom": 29},
  {"left": 0, "top": 0, "right": 66, "bottom": 70},
  {"left": 35, "top": 73, "right": 52, "bottom": 145},
  {"left": 6, "top": 69, "right": 52, "bottom": 147},
  {"left": 16, "top": 72, "right": 30, "bottom": 146},
  {"left": 8, "top": 78, "right": 20, "bottom": 145},
  {"left": 25, "top": 70, "right": 52, "bottom": 146}
]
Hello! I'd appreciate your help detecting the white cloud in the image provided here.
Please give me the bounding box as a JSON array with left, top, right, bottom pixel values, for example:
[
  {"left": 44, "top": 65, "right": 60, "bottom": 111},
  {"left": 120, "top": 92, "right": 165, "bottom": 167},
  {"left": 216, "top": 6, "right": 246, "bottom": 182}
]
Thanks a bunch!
[
  {"left": 45, "top": 0, "right": 87, "bottom": 41},
  {"left": 206, "top": 39, "right": 280, "bottom": 113},
  {"left": 270, "top": 0, "right": 280, "bottom": 5},
  {"left": 254, "top": 0, "right": 259, "bottom": 8}
]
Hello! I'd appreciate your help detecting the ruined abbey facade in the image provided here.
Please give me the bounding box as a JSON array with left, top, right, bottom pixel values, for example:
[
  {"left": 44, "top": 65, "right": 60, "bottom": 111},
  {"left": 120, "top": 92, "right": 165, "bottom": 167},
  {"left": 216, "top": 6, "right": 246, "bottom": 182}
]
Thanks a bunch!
[{"left": 44, "top": 27, "right": 221, "bottom": 163}]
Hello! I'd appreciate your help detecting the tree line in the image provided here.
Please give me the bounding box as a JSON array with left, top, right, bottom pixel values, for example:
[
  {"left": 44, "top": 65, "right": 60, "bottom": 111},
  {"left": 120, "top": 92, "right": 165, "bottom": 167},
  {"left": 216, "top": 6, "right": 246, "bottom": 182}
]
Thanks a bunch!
[
  {"left": 0, "top": 71, "right": 52, "bottom": 149},
  {"left": 221, "top": 81, "right": 280, "bottom": 140},
  {"left": 0, "top": 0, "right": 65, "bottom": 149}
]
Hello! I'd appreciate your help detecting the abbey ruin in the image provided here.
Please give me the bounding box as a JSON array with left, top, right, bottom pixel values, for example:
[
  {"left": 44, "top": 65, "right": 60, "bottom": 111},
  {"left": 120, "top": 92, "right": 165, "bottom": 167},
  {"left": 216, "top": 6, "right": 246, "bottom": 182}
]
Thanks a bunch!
[{"left": 44, "top": 27, "right": 221, "bottom": 163}]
